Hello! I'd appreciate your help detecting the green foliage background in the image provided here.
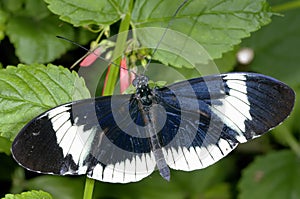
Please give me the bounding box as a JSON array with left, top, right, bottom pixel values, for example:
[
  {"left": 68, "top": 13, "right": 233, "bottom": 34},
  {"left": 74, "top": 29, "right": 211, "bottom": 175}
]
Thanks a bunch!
[{"left": 0, "top": 0, "right": 300, "bottom": 198}]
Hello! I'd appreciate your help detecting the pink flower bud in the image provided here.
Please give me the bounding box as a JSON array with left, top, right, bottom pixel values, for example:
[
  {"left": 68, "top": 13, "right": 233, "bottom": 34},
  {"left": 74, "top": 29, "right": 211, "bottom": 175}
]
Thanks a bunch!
[{"left": 80, "top": 47, "right": 102, "bottom": 67}]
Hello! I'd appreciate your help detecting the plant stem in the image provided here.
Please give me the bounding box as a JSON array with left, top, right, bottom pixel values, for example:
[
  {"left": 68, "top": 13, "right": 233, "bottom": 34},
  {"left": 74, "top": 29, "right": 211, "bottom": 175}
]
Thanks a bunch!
[
  {"left": 272, "top": 1, "right": 300, "bottom": 12},
  {"left": 102, "top": 0, "right": 134, "bottom": 96},
  {"left": 275, "top": 124, "right": 300, "bottom": 157},
  {"left": 82, "top": 1, "right": 134, "bottom": 198},
  {"left": 283, "top": 127, "right": 300, "bottom": 157},
  {"left": 83, "top": 178, "right": 95, "bottom": 199}
]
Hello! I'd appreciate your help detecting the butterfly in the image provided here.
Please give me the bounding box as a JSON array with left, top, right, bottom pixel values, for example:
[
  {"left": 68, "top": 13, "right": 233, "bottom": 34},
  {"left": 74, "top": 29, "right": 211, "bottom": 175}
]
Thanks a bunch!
[{"left": 11, "top": 72, "right": 295, "bottom": 183}]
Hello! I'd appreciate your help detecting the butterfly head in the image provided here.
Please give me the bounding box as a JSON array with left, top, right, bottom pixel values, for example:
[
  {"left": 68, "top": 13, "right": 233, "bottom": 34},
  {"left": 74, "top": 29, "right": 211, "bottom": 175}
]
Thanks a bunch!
[{"left": 132, "top": 75, "right": 149, "bottom": 88}]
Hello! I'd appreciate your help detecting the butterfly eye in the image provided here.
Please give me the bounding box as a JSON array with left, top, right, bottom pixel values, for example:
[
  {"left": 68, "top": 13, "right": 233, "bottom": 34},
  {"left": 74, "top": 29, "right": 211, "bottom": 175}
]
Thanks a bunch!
[
  {"left": 141, "top": 76, "right": 149, "bottom": 85},
  {"left": 132, "top": 77, "right": 139, "bottom": 87}
]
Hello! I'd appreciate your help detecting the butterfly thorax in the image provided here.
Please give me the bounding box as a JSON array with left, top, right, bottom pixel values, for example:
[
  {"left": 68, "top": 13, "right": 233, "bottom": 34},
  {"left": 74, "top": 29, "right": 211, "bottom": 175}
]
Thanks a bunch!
[
  {"left": 136, "top": 84, "right": 153, "bottom": 106},
  {"left": 133, "top": 75, "right": 154, "bottom": 106}
]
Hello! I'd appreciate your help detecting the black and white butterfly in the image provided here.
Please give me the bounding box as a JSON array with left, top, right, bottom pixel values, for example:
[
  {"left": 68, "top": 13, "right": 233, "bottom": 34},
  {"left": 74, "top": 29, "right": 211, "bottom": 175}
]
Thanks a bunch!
[
  {"left": 11, "top": 0, "right": 295, "bottom": 184},
  {"left": 12, "top": 72, "right": 295, "bottom": 183}
]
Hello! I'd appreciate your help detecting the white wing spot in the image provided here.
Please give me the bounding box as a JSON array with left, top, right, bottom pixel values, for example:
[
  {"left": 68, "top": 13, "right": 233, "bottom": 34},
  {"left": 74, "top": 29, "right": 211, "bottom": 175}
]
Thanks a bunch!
[
  {"left": 182, "top": 147, "right": 202, "bottom": 171},
  {"left": 59, "top": 126, "right": 77, "bottom": 157},
  {"left": 217, "top": 138, "right": 234, "bottom": 155},
  {"left": 124, "top": 158, "right": 136, "bottom": 182},
  {"left": 112, "top": 161, "right": 125, "bottom": 182},
  {"left": 103, "top": 164, "right": 114, "bottom": 182},
  {"left": 56, "top": 120, "right": 72, "bottom": 143},
  {"left": 67, "top": 126, "right": 96, "bottom": 166},
  {"left": 48, "top": 106, "right": 71, "bottom": 119},
  {"left": 50, "top": 112, "right": 71, "bottom": 132},
  {"left": 223, "top": 74, "right": 247, "bottom": 81},
  {"left": 210, "top": 75, "right": 252, "bottom": 142},
  {"left": 89, "top": 164, "right": 103, "bottom": 180}
]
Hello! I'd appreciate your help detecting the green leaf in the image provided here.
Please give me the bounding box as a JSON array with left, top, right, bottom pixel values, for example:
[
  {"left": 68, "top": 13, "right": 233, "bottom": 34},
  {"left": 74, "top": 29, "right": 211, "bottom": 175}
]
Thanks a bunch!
[
  {"left": 26, "top": 176, "right": 84, "bottom": 199},
  {"left": 0, "top": 64, "right": 90, "bottom": 141},
  {"left": 204, "top": 183, "right": 231, "bottom": 199},
  {"left": 44, "top": 0, "right": 272, "bottom": 69},
  {"left": 214, "top": 47, "right": 238, "bottom": 73},
  {"left": 284, "top": 87, "right": 300, "bottom": 136},
  {"left": 0, "top": 9, "right": 8, "bottom": 41},
  {"left": 44, "top": 0, "right": 130, "bottom": 26},
  {"left": 1, "top": 0, "right": 96, "bottom": 64},
  {"left": 21, "top": 0, "right": 50, "bottom": 16},
  {"left": 2, "top": 190, "right": 52, "bottom": 199},
  {"left": 10, "top": 168, "right": 26, "bottom": 194},
  {"left": 0, "top": 0, "right": 24, "bottom": 13},
  {"left": 0, "top": 137, "right": 11, "bottom": 155},
  {"left": 132, "top": 0, "right": 272, "bottom": 68},
  {"left": 242, "top": 6, "right": 300, "bottom": 87},
  {"left": 6, "top": 14, "right": 74, "bottom": 64},
  {"left": 238, "top": 150, "right": 300, "bottom": 199}
]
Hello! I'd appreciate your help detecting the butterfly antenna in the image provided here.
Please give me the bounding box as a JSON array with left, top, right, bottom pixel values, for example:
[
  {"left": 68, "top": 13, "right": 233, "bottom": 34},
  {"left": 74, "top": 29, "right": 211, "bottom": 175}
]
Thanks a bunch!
[
  {"left": 56, "top": 36, "right": 138, "bottom": 76},
  {"left": 143, "top": 0, "right": 189, "bottom": 73}
]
